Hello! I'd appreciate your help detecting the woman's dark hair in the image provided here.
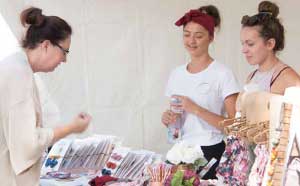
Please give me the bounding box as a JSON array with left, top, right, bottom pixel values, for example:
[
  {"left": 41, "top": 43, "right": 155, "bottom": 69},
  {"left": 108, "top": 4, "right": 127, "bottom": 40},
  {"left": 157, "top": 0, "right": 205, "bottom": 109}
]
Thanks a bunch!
[
  {"left": 20, "top": 7, "right": 72, "bottom": 49},
  {"left": 199, "top": 5, "right": 221, "bottom": 29},
  {"left": 241, "top": 1, "right": 284, "bottom": 52}
]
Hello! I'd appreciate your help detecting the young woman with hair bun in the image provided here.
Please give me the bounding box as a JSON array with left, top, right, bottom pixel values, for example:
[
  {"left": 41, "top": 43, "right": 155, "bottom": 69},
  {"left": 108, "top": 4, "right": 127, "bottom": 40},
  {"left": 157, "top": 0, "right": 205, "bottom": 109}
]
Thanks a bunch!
[
  {"left": 239, "top": 1, "right": 300, "bottom": 185},
  {"left": 241, "top": 1, "right": 300, "bottom": 94}
]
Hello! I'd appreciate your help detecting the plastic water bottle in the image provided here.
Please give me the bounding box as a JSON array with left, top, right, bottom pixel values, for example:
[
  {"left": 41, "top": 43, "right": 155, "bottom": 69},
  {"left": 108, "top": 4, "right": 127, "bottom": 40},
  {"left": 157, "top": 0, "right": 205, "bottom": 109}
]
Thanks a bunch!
[{"left": 167, "top": 97, "right": 183, "bottom": 143}]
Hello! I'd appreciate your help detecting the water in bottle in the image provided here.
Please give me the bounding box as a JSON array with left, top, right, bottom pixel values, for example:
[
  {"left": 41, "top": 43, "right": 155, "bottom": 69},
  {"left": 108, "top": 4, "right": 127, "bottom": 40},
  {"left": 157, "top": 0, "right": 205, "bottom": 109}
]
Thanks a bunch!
[{"left": 167, "top": 97, "right": 183, "bottom": 143}]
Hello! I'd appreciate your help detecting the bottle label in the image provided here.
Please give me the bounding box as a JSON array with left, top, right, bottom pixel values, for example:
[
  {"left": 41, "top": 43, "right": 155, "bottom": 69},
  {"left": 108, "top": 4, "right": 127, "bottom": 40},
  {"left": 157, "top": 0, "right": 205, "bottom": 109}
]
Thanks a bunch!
[
  {"left": 167, "top": 125, "right": 182, "bottom": 143},
  {"left": 170, "top": 97, "right": 183, "bottom": 114},
  {"left": 167, "top": 96, "right": 185, "bottom": 143}
]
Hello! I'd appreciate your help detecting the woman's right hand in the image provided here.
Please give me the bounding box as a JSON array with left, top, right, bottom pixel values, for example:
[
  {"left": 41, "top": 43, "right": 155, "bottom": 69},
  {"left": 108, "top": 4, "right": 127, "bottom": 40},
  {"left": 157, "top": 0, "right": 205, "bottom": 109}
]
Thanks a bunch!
[
  {"left": 52, "top": 112, "right": 92, "bottom": 143},
  {"left": 70, "top": 112, "right": 92, "bottom": 133},
  {"left": 161, "top": 110, "right": 177, "bottom": 126}
]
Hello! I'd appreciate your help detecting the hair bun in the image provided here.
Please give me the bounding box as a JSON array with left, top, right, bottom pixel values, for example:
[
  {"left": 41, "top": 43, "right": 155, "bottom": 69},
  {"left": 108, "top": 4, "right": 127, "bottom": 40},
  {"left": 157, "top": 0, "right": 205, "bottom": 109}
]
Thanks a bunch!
[
  {"left": 199, "top": 5, "right": 221, "bottom": 28},
  {"left": 258, "top": 1, "right": 279, "bottom": 18},
  {"left": 20, "top": 7, "right": 45, "bottom": 27}
]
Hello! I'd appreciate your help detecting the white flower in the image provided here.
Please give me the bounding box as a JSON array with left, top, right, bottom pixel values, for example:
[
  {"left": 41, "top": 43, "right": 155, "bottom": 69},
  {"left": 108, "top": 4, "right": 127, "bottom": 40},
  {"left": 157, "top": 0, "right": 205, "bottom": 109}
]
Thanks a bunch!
[
  {"left": 166, "top": 142, "right": 205, "bottom": 165},
  {"left": 166, "top": 142, "right": 184, "bottom": 164},
  {"left": 182, "top": 145, "right": 203, "bottom": 164}
]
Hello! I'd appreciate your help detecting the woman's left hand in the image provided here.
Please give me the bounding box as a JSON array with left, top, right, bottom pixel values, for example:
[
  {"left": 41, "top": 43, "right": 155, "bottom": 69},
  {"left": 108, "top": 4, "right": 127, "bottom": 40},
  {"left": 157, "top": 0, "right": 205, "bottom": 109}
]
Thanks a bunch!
[{"left": 172, "top": 95, "right": 199, "bottom": 114}]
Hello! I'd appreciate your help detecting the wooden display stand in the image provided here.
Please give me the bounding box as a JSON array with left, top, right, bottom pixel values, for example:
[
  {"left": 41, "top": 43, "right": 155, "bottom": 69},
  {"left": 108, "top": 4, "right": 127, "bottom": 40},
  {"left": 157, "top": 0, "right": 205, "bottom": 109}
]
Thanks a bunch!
[
  {"left": 224, "top": 91, "right": 281, "bottom": 145},
  {"left": 222, "top": 88, "right": 300, "bottom": 186},
  {"left": 268, "top": 103, "right": 292, "bottom": 186}
]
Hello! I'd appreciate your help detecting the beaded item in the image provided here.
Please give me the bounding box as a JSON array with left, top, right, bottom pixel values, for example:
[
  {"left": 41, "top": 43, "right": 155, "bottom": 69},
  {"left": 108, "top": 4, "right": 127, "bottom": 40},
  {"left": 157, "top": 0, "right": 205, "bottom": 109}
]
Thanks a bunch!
[{"left": 264, "top": 103, "right": 292, "bottom": 186}]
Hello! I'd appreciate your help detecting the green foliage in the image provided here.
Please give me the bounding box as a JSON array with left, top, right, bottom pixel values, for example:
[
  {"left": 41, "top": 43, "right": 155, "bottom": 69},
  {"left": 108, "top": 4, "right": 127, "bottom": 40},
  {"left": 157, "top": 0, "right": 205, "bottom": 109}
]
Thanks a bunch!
[
  {"left": 193, "top": 158, "right": 208, "bottom": 170},
  {"left": 171, "top": 170, "right": 196, "bottom": 186},
  {"left": 183, "top": 177, "right": 195, "bottom": 186},
  {"left": 171, "top": 171, "right": 184, "bottom": 186}
]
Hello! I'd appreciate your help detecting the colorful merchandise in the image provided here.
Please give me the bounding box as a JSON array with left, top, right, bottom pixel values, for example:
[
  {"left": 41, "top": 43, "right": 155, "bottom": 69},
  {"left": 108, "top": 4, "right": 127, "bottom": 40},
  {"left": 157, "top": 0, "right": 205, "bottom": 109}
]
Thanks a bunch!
[
  {"left": 89, "top": 175, "right": 118, "bottom": 186},
  {"left": 147, "top": 163, "right": 171, "bottom": 183},
  {"left": 248, "top": 145, "right": 269, "bottom": 186},
  {"left": 165, "top": 169, "right": 200, "bottom": 186},
  {"left": 216, "top": 135, "right": 251, "bottom": 186}
]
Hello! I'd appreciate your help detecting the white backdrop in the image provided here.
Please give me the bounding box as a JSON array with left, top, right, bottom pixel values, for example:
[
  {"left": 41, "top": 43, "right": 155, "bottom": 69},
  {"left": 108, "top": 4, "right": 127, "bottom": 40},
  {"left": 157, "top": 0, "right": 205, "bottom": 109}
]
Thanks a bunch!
[{"left": 1, "top": 0, "right": 300, "bottom": 154}]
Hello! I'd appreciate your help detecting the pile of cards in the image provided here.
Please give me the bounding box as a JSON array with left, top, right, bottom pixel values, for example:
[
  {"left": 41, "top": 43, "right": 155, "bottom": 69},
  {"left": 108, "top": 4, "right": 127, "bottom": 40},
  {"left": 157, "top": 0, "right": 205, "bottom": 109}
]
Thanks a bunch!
[
  {"left": 102, "top": 147, "right": 131, "bottom": 175},
  {"left": 113, "top": 150, "right": 156, "bottom": 180},
  {"left": 41, "top": 135, "right": 119, "bottom": 175},
  {"left": 60, "top": 137, "right": 115, "bottom": 171}
]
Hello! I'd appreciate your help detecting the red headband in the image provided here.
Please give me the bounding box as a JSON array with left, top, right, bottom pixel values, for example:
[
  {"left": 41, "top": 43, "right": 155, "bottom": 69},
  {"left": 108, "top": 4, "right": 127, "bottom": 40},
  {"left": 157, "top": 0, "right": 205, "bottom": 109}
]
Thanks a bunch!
[{"left": 175, "top": 9, "right": 215, "bottom": 37}]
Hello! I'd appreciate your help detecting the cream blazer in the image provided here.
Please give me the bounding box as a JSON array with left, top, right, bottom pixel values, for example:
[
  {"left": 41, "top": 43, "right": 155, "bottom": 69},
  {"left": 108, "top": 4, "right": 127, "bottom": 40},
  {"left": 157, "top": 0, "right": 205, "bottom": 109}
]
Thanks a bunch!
[{"left": 0, "top": 52, "right": 53, "bottom": 186}]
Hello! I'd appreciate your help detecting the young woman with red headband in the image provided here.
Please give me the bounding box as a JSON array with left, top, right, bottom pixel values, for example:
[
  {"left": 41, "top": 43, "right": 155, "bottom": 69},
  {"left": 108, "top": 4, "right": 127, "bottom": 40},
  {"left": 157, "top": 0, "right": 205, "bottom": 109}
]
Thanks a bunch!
[{"left": 161, "top": 5, "right": 240, "bottom": 179}]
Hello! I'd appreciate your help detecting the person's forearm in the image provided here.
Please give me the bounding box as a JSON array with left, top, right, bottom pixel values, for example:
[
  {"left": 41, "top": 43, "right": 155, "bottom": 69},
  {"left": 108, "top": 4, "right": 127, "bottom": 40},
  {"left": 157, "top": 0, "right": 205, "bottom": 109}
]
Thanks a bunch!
[
  {"left": 192, "top": 106, "right": 225, "bottom": 130},
  {"left": 52, "top": 124, "right": 73, "bottom": 144}
]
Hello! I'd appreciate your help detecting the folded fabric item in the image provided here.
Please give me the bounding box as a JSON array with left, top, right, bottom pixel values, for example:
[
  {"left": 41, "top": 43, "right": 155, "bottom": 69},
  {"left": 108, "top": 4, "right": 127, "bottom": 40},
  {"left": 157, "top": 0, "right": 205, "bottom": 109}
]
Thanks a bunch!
[
  {"left": 89, "top": 175, "right": 118, "bottom": 186},
  {"left": 248, "top": 145, "right": 268, "bottom": 186}
]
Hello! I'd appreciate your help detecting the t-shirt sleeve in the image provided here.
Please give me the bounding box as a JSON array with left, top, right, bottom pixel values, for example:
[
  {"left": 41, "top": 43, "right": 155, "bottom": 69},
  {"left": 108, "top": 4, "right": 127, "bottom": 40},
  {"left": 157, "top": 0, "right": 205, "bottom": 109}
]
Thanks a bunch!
[
  {"left": 6, "top": 97, "right": 53, "bottom": 175},
  {"left": 220, "top": 69, "right": 241, "bottom": 101}
]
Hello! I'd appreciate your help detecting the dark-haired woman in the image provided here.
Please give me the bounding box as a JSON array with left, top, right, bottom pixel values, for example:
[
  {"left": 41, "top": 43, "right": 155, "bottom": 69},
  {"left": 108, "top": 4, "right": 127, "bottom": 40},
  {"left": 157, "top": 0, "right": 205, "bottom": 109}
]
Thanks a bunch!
[
  {"left": 0, "top": 7, "right": 91, "bottom": 186},
  {"left": 241, "top": 1, "right": 300, "bottom": 95},
  {"left": 239, "top": 1, "right": 300, "bottom": 185},
  {"left": 161, "top": 5, "right": 240, "bottom": 179}
]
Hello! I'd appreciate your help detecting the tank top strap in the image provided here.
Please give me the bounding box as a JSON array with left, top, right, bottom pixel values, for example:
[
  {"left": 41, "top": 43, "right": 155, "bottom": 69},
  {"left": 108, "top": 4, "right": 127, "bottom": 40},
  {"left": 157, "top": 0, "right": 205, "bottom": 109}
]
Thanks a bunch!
[
  {"left": 270, "top": 63, "right": 290, "bottom": 87},
  {"left": 247, "top": 69, "right": 259, "bottom": 82}
]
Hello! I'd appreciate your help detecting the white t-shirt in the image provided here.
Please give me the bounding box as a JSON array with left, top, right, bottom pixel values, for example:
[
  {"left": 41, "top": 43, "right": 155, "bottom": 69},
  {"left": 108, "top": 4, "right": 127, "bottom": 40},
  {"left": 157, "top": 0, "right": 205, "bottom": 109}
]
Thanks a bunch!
[{"left": 165, "top": 60, "right": 240, "bottom": 146}]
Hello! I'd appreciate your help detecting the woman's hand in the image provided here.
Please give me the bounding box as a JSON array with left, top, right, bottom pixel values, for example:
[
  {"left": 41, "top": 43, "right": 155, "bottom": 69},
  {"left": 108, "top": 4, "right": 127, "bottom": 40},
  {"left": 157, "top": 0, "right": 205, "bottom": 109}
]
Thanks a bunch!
[
  {"left": 70, "top": 112, "right": 92, "bottom": 133},
  {"left": 172, "top": 95, "right": 199, "bottom": 114},
  {"left": 53, "top": 112, "right": 92, "bottom": 143},
  {"left": 161, "top": 110, "right": 178, "bottom": 126}
]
